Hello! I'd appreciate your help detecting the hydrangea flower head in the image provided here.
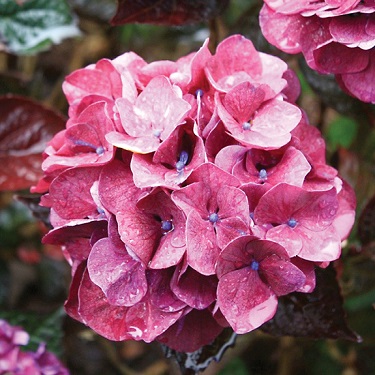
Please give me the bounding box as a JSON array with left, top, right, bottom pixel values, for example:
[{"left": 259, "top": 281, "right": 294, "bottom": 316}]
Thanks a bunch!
[
  {"left": 0, "top": 319, "right": 69, "bottom": 375},
  {"left": 260, "top": 0, "right": 375, "bottom": 103},
  {"left": 37, "top": 34, "right": 356, "bottom": 352}
]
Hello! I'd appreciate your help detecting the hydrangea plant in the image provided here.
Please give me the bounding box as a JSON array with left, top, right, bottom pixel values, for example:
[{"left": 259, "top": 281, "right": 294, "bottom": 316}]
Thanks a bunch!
[
  {"left": 34, "top": 34, "right": 356, "bottom": 353},
  {"left": 259, "top": 0, "right": 375, "bottom": 103},
  {"left": 0, "top": 319, "right": 68, "bottom": 375}
]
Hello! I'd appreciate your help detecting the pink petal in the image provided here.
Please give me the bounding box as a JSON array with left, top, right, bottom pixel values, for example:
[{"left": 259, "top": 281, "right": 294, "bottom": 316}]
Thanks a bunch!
[
  {"left": 186, "top": 210, "right": 220, "bottom": 275},
  {"left": 329, "top": 15, "right": 374, "bottom": 46},
  {"left": 170, "top": 264, "right": 217, "bottom": 309},
  {"left": 147, "top": 269, "right": 187, "bottom": 312},
  {"left": 156, "top": 308, "right": 224, "bottom": 352},
  {"left": 48, "top": 166, "right": 102, "bottom": 219},
  {"left": 339, "top": 50, "right": 375, "bottom": 103},
  {"left": 265, "top": 225, "right": 303, "bottom": 257},
  {"left": 297, "top": 225, "right": 341, "bottom": 261},
  {"left": 205, "top": 35, "right": 262, "bottom": 92},
  {"left": 223, "top": 82, "right": 266, "bottom": 123},
  {"left": 314, "top": 42, "right": 369, "bottom": 74},
  {"left": 65, "top": 261, "right": 87, "bottom": 322},
  {"left": 259, "top": 6, "right": 303, "bottom": 54},
  {"left": 124, "top": 297, "right": 184, "bottom": 343},
  {"left": 291, "top": 257, "right": 316, "bottom": 293},
  {"left": 260, "top": 256, "right": 306, "bottom": 295},
  {"left": 137, "top": 189, "right": 187, "bottom": 269},
  {"left": 87, "top": 237, "right": 147, "bottom": 306},
  {"left": 98, "top": 159, "right": 142, "bottom": 214},
  {"left": 77, "top": 269, "right": 133, "bottom": 341},
  {"left": 217, "top": 267, "right": 277, "bottom": 333}
]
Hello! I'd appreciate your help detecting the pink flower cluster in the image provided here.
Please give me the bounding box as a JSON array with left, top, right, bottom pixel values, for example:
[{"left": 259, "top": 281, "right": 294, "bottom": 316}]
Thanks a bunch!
[
  {"left": 260, "top": 0, "right": 375, "bottom": 103},
  {"left": 34, "top": 35, "right": 356, "bottom": 352},
  {"left": 0, "top": 319, "right": 69, "bottom": 375}
]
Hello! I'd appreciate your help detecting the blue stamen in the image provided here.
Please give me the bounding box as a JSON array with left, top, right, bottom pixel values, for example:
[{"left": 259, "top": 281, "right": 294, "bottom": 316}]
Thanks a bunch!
[
  {"left": 250, "top": 260, "right": 259, "bottom": 271},
  {"left": 96, "top": 146, "right": 105, "bottom": 155},
  {"left": 209, "top": 212, "right": 219, "bottom": 223},
  {"left": 258, "top": 169, "right": 267, "bottom": 181},
  {"left": 195, "top": 89, "right": 204, "bottom": 98},
  {"left": 242, "top": 122, "right": 251, "bottom": 131},
  {"left": 287, "top": 218, "right": 297, "bottom": 228},
  {"left": 161, "top": 220, "right": 173, "bottom": 233},
  {"left": 176, "top": 150, "right": 189, "bottom": 171},
  {"left": 153, "top": 129, "right": 162, "bottom": 138}
]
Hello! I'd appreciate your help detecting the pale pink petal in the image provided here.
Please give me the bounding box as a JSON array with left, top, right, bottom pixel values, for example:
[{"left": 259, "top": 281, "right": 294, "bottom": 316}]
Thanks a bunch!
[{"left": 217, "top": 268, "right": 278, "bottom": 334}]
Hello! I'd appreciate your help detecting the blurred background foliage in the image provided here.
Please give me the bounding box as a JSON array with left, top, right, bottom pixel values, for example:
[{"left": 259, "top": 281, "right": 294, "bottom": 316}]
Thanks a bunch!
[{"left": 0, "top": 0, "right": 374, "bottom": 374}]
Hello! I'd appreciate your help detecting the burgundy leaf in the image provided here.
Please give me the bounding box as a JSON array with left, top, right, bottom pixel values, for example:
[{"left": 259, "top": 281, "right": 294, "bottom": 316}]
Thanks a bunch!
[
  {"left": 0, "top": 95, "right": 65, "bottom": 191},
  {"left": 111, "top": 0, "right": 229, "bottom": 26},
  {"left": 358, "top": 194, "right": 375, "bottom": 246},
  {"left": 260, "top": 265, "right": 361, "bottom": 342}
]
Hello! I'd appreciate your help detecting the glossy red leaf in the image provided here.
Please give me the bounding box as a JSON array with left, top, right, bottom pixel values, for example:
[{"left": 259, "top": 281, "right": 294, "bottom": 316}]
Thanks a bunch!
[
  {"left": 111, "top": 0, "right": 229, "bottom": 26},
  {"left": 0, "top": 95, "right": 65, "bottom": 191}
]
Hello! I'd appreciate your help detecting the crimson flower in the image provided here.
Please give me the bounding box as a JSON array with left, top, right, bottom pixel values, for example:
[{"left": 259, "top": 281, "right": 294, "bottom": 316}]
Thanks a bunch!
[
  {"left": 0, "top": 319, "right": 68, "bottom": 375},
  {"left": 216, "top": 236, "right": 306, "bottom": 333},
  {"left": 254, "top": 183, "right": 341, "bottom": 261},
  {"left": 36, "top": 34, "right": 356, "bottom": 353}
]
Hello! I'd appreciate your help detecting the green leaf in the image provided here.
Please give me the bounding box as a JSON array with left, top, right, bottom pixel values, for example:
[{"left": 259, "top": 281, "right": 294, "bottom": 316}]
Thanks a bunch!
[
  {"left": 0, "top": 0, "right": 80, "bottom": 55},
  {"left": 325, "top": 116, "right": 358, "bottom": 150},
  {"left": 219, "top": 357, "right": 249, "bottom": 375}
]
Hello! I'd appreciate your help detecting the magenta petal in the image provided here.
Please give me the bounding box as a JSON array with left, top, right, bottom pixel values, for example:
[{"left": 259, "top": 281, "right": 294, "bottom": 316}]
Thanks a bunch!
[
  {"left": 124, "top": 298, "right": 184, "bottom": 343},
  {"left": 156, "top": 308, "right": 224, "bottom": 352},
  {"left": 106, "top": 131, "right": 161, "bottom": 154},
  {"left": 147, "top": 269, "right": 186, "bottom": 313},
  {"left": 339, "top": 50, "right": 375, "bottom": 104},
  {"left": 266, "top": 147, "right": 311, "bottom": 187},
  {"left": 297, "top": 225, "right": 341, "bottom": 262},
  {"left": 259, "top": 6, "right": 303, "bottom": 54},
  {"left": 260, "top": 256, "right": 306, "bottom": 296},
  {"left": 217, "top": 268, "right": 277, "bottom": 333},
  {"left": 116, "top": 207, "right": 160, "bottom": 265},
  {"left": 77, "top": 269, "right": 133, "bottom": 341},
  {"left": 314, "top": 42, "right": 369, "bottom": 74},
  {"left": 87, "top": 237, "right": 147, "bottom": 306},
  {"left": 255, "top": 184, "right": 339, "bottom": 231},
  {"left": 171, "top": 265, "right": 217, "bottom": 309},
  {"left": 223, "top": 82, "right": 266, "bottom": 123},
  {"left": 48, "top": 166, "right": 102, "bottom": 219},
  {"left": 205, "top": 35, "right": 262, "bottom": 92},
  {"left": 291, "top": 257, "right": 316, "bottom": 293},
  {"left": 99, "top": 159, "right": 142, "bottom": 214},
  {"left": 329, "top": 15, "right": 373, "bottom": 46},
  {"left": 186, "top": 210, "right": 219, "bottom": 275},
  {"left": 265, "top": 225, "right": 303, "bottom": 257},
  {"left": 64, "top": 261, "right": 86, "bottom": 323},
  {"left": 137, "top": 189, "right": 187, "bottom": 269}
]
